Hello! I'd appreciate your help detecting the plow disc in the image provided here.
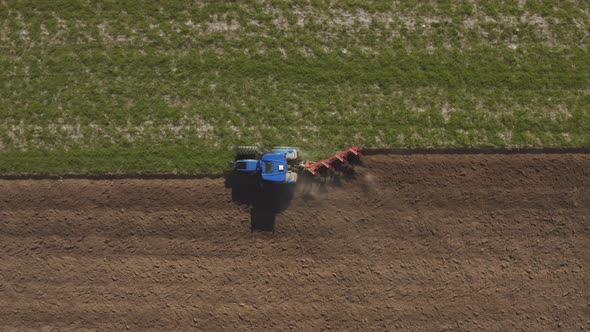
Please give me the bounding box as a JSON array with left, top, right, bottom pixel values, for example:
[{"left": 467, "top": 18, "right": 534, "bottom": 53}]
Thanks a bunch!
[{"left": 304, "top": 146, "right": 361, "bottom": 175}]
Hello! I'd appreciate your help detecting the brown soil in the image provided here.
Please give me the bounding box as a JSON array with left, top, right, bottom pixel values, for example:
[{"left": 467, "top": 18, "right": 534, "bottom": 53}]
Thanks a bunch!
[{"left": 0, "top": 154, "right": 589, "bottom": 331}]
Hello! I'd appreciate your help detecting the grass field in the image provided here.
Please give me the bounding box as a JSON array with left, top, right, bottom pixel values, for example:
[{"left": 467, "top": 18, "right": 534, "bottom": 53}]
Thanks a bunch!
[{"left": 1, "top": 0, "right": 589, "bottom": 174}]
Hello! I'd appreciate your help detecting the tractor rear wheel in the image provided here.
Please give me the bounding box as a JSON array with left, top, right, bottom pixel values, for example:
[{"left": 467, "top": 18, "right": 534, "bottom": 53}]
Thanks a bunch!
[{"left": 237, "top": 146, "right": 260, "bottom": 159}]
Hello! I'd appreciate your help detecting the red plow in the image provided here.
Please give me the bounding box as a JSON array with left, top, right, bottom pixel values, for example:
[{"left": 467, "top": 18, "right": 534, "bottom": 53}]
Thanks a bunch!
[{"left": 304, "top": 146, "right": 362, "bottom": 175}]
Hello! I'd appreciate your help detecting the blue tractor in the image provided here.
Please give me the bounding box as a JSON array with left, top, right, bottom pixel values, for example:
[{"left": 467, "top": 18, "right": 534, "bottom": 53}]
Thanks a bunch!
[{"left": 232, "top": 146, "right": 300, "bottom": 183}]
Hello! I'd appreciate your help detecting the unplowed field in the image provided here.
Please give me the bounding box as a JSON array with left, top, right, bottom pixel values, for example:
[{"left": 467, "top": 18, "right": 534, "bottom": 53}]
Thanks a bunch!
[{"left": 1, "top": 154, "right": 589, "bottom": 331}]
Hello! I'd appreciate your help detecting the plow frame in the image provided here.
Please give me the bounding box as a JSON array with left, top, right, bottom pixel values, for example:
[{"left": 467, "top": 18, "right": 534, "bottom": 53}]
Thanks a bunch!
[{"left": 304, "top": 146, "right": 361, "bottom": 175}]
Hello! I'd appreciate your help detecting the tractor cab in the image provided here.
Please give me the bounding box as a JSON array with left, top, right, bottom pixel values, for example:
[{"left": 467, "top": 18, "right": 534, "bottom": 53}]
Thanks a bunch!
[
  {"left": 260, "top": 153, "right": 289, "bottom": 182},
  {"left": 234, "top": 146, "right": 299, "bottom": 183}
]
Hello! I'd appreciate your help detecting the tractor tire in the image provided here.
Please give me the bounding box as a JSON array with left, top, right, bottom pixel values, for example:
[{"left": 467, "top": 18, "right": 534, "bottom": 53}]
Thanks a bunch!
[
  {"left": 272, "top": 147, "right": 299, "bottom": 161},
  {"left": 237, "top": 146, "right": 260, "bottom": 159}
]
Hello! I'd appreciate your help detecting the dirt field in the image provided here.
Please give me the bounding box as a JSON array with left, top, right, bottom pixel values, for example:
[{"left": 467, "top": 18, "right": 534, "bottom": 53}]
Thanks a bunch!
[{"left": 0, "top": 154, "right": 589, "bottom": 331}]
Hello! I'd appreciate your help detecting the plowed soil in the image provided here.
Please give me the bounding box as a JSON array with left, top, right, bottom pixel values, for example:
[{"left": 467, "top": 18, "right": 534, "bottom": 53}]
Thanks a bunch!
[{"left": 1, "top": 154, "right": 589, "bottom": 331}]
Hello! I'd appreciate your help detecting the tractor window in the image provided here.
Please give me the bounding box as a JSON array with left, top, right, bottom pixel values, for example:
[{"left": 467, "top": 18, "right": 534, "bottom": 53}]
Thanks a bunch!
[{"left": 264, "top": 161, "right": 274, "bottom": 173}]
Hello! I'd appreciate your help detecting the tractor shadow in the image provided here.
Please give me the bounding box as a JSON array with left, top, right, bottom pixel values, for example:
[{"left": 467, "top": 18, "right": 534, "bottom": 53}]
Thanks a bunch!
[
  {"left": 225, "top": 173, "right": 295, "bottom": 232},
  {"left": 250, "top": 182, "right": 295, "bottom": 232}
]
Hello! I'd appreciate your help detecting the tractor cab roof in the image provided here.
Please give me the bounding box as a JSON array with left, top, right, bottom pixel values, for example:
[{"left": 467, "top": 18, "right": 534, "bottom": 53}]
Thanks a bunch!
[{"left": 260, "top": 153, "right": 288, "bottom": 182}]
